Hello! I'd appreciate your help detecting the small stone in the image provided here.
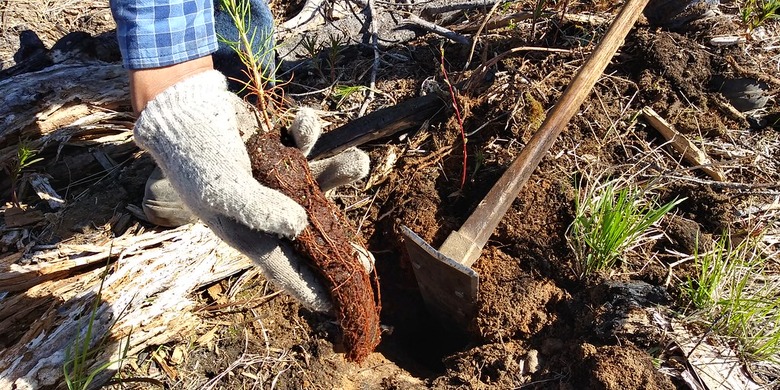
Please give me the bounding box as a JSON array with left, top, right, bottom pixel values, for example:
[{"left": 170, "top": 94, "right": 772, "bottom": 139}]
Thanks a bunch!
[{"left": 524, "top": 349, "right": 539, "bottom": 374}]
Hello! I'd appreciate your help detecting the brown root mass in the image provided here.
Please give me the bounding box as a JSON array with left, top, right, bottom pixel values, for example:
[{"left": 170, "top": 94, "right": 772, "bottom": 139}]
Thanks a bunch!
[{"left": 245, "top": 131, "right": 381, "bottom": 363}]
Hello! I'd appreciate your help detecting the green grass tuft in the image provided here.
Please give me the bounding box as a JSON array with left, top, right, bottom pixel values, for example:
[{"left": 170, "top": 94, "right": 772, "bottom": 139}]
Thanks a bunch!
[
  {"left": 568, "top": 180, "right": 684, "bottom": 277},
  {"left": 682, "top": 232, "right": 780, "bottom": 362},
  {"left": 740, "top": 0, "right": 780, "bottom": 30}
]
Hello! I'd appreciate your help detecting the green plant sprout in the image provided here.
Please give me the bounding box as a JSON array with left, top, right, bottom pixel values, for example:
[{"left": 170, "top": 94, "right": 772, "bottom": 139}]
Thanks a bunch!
[
  {"left": 567, "top": 180, "right": 684, "bottom": 277},
  {"left": 740, "top": 0, "right": 780, "bottom": 30},
  {"left": 682, "top": 232, "right": 780, "bottom": 362},
  {"left": 300, "top": 35, "right": 329, "bottom": 80},
  {"left": 300, "top": 35, "right": 319, "bottom": 58},
  {"left": 218, "top": 0, "right": 286, "bottom": 129},
  {"left": 64, "top": 252, "right": 132, "bottom": 390},
  {"left": 500, "top": 1, "right": 513, "bottom": 13},
  {"left": 331, "top": 84, "right": 367, "bottom": 108},
  {"left": 470, "top": 149, "right": 486, "bottom": 183},
  {"left": 297, "top": 33, "right": 345, "bottom": 83},
  {"left": 325, "top": 33, "right": 346, "bottom": 83},
  {"left": 4, "top": 139, "right": 44, "bottom": 206}
]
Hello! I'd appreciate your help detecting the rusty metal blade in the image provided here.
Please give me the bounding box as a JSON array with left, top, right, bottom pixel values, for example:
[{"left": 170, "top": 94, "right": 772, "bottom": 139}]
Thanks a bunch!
[{"left": 400, "top": 226, "right": 479, "bottom": 330}]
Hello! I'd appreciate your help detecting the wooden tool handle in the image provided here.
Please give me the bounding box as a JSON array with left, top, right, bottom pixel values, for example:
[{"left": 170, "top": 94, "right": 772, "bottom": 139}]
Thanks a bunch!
[{"left": 450, "top": 0, "right": 650, "bottom": 266}]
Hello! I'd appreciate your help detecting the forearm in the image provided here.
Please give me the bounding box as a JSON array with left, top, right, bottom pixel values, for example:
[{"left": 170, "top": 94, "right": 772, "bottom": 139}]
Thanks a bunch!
[
  {"left": 109, "top": 0, "right": 219, "bottom": 113},
  {"left": 129, "top": 56, "right": 214, "bottom": 114}
]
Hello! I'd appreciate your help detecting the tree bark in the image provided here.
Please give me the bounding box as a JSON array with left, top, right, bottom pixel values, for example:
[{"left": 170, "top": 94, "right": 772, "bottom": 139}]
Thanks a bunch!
[{"left": 0, "top": 225, "right": 254, "bottom": 389}]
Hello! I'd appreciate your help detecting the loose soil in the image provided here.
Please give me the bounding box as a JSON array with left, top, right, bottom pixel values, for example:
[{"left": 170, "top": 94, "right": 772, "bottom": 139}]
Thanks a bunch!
[{"left": 1, "top": 0, "right": 779, "bottom": 389}]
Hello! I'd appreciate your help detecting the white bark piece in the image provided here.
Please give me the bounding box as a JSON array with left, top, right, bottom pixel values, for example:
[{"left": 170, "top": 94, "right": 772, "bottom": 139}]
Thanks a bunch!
[
  {"left": 0, "top": 224, "right": 254, "bottom": 388},
  {"left": 670, "top": 319, "right": 761, "bottom": 390},
  {"left": 28, "top": 173, "right": 65, "bottom": 209},
  {"left": 642, "top": 106, "right": 726, "bottom": 181},
  {"left": 281, "top": 0, "right": 328, "bottom": 30}
]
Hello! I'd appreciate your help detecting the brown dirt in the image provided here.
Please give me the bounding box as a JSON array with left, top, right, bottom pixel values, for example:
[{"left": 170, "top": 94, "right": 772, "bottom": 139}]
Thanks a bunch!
[
  {"left": 573, "top": 343, "right": 674, "bottom": 390},
  {"left": 2, "top": 0, "right": 780, "bottom": 389},
  {"left": 476, "top": 247, "right": 568, "bottom": 342}
]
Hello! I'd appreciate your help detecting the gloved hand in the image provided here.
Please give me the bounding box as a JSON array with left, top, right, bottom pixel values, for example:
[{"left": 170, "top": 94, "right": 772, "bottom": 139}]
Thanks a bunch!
[{"left": 134, "top": 69, "right": 371, "bottom": 312}]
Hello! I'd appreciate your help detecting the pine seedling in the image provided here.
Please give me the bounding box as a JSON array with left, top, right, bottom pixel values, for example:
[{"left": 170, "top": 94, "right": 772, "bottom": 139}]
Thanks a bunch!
[
  {"left": 300, "top": 35, "right": 328, "bottom": 80},
  {"left": 325, "top": 33, "right": 346, "bottom": 83},
  {"left": 219, "top": 0, "right": 288, "bottom": 130},
  {"left": 301, "top": 35, "right": 319, "bottom": 59},
  {"left": 5, "top": 139, "right": 43, "bottom": 206}
]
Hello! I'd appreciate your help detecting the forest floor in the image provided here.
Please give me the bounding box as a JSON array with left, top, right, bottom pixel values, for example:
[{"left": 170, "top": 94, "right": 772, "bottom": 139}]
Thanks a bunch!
[{"left": 1, "top": 0, "right": 779, "bottom": 389}]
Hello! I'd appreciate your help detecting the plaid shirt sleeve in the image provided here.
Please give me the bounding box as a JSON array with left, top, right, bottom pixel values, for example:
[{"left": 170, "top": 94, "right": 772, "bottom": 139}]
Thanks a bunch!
[{"left": 110, "top": 0, "right": 218, "bottom": 69}]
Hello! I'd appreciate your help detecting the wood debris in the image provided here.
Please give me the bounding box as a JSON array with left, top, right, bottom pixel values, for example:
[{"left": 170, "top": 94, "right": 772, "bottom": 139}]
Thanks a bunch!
[
  {"left": 3, "top": 204, "right": 44, "bottom": 228},
  {"left": 670, "top": 319, "right": 762, "bottom": 390},
  {"left": 642, "top": 106, "right": 726, "bottom": 181},
  {"left": 0, "top": 225, "right": 254, "bottom": 388}
]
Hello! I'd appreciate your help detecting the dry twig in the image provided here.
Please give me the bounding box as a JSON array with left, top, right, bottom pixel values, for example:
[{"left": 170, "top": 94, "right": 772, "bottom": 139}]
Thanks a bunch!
[
  {"left": 358, "top": 0, "right": 380, "bottom": 117},
  {"left": 642, "top": 106, "right": 726, "bottom": 181},
  {"left": 400, "top": 14, "right": 471, "bottom": 45},
  {"left": 464, "top": 0, "right": 503, "bottom": 70}
]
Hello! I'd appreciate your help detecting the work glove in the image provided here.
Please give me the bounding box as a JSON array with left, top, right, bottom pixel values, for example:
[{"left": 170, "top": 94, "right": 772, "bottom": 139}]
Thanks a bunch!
[{"left": 134, "top": 70, "right": 371, "bottom": 312}]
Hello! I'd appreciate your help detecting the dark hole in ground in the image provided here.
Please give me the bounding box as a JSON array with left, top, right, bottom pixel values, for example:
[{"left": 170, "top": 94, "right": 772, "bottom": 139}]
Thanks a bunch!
[{"left": 372, "top": 251, "right": 474, "bottom": 378}]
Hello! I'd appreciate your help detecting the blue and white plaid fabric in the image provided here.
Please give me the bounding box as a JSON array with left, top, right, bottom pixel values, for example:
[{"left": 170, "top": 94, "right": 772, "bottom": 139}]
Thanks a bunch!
[{"left": 110, "top": 0, "right": 219, "bottom": 69}]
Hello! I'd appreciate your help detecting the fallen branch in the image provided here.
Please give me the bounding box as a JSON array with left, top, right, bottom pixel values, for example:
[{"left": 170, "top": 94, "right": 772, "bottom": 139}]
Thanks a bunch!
[
  {"left": 281, "top": 0, "right": 328, "bottom": 30},
  {"left": 421, "top": 0, "right": 499, "bottom": 14},
  {"left": 478, "top": 45, "right": 573, "bottom": 69},
  {"left": 463, "top": 0, "right": 503, "bottom": 70},
  {"left": 308, "top": 94, "right": 446, "bottom": 160},
  {"left": 399, "top": 14, "right": 471, "bottom": 46},
  {"left": 464, "top": 45, "right": 573, "bottom": 91},
  {"left": 642, "top": 106, "right": 726, "bottom": 181},
  {"left": 0, "top": 225, "right": 254, "bottom": 388},
  {"left": 358, "top": 0, "right": 380, "bottom": 117},
  {"left": 451, "top": 12, "right": 608, "bottom": 33},
  {"left": 0, "top": 62, "right": 128, "bottom": 150}
]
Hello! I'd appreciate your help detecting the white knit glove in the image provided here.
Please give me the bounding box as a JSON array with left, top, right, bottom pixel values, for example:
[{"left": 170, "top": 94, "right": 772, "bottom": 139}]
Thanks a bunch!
[
  {"left": 289, "top": 107, "right": 372, "bottom": 192},
  {"left": 134, "top": 70, "right": 371, "bottom": 312}
]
